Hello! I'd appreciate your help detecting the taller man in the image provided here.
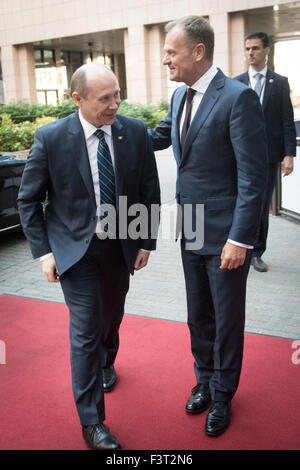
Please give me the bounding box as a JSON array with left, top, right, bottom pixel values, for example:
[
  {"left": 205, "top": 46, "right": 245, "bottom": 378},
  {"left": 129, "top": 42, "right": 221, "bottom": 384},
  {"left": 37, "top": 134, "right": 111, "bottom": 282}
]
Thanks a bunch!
[
  {"left": 18, "top": 64, "right": 160, "bottom": 450},
  {"left": 236, "top": 32, "right": 296, "bottom": 272},
  {"left": 149, "top": 16, "right": 267, "bottom": 436}
]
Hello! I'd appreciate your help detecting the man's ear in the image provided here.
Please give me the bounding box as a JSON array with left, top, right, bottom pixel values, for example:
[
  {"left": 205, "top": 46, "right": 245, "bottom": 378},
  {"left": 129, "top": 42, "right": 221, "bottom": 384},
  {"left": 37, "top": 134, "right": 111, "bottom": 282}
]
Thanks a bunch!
[
  {"left": 194, "top": 42, "right": 206, "bottom": 62},
  {"left": 72, "top": 91, "right": 81, "bottom": 107}
]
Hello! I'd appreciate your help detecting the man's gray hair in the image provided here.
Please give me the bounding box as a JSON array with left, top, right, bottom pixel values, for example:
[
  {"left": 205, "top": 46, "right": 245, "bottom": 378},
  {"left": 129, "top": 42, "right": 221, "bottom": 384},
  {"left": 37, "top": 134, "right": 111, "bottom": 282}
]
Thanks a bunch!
[{"left": 165, "top": 15, "right": 214, "bottom": 61}]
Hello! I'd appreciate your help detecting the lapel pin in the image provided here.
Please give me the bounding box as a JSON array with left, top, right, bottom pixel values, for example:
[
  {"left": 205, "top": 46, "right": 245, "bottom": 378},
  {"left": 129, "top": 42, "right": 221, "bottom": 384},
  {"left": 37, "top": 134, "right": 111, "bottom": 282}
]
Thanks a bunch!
[
  {"left": 269, "top": 79, "right": 274, "bottom": 83},
  {"left": 118, "top": 136, "right": 123, "bottom": 140}
]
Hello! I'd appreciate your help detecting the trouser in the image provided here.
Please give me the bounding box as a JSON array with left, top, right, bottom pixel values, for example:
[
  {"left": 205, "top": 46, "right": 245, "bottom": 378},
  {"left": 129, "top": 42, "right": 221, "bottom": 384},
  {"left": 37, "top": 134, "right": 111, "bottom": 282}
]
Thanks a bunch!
[
  {"left": 60, "top": 236, "right": 130, "bottom": 426},
  {"left": 181, "top": 246, "right": 251, "bottom": 402},
  {"left": 253, "top": 162, "right": 279, "bottom": 258}
]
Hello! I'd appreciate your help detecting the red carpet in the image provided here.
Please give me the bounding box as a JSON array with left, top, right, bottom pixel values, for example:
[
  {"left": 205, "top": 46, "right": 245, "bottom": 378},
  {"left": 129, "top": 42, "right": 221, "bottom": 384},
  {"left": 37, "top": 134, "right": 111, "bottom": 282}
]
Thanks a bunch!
[{"left": 0, "top": 294, "right": 299, "bottom": 450}]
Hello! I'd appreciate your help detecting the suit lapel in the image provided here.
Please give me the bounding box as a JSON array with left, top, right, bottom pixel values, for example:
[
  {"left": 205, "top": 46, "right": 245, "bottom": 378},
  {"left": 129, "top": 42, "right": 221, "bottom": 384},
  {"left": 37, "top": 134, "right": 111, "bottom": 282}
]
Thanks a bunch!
[
  {"left": 172, "top": 87, "right": 187, "bottom": 165},
  {"left": 67, "top": 112, "right": 96, "bottom": 206},
  {"left": 112, "top": 116, "right": 127, "bottom": 207},
  {"left": 180, "top": 70, "right": 225, "bottom": 166},
  {"left": 238, "top": 70, "right": 272, "bottom": 111},
  {"left": 262, "top": 68, "right": 275, "bottom": 111}
]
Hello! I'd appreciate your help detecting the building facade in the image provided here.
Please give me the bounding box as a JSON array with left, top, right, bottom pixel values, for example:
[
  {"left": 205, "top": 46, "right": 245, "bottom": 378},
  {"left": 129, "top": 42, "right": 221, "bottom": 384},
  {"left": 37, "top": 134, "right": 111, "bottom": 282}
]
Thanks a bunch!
[{"left": 0, "top": 0, "right": 300, "bottom": 107}]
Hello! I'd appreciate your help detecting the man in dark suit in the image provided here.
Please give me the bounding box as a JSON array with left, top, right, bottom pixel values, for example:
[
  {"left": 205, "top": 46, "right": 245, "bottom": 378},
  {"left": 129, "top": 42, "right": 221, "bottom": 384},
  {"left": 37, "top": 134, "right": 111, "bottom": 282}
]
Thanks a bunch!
[
  {"left": 235, "top": 32, "right": 296, "bottom": 272},
  {"left": 149, "top": 16, "right": 267, "bottom": 436},
  {"left": 18, "top": 64, "right": 160, "bottom": 450}
]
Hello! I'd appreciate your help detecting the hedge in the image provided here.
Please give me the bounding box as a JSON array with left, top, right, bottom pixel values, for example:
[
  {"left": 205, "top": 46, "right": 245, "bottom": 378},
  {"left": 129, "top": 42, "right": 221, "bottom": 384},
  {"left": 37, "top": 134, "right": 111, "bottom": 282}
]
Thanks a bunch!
[
  {"left": 0, "top": 99, "right": 169, "bottom": 151},
  {"left": 0, "top": 114, "right": 56, "bottom": 151},
  {"left": 0, "top": 99, "right": 77, "bottom": 123}
]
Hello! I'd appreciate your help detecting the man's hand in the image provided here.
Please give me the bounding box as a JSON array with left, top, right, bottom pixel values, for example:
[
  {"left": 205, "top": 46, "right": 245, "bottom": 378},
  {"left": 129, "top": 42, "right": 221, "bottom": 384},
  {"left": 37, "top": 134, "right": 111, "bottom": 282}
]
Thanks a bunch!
[
  {"left": 281, "top": 155, "right": 294, "bottom": 176},
  {"left": 220, "top": 242, "right": 247, "bottom": 270},
  {"left": 134, "top": 250, "right": 150, "bottom": 271},
  {"left": 41, "top": 255, "right": 60, "bottom": 282}
]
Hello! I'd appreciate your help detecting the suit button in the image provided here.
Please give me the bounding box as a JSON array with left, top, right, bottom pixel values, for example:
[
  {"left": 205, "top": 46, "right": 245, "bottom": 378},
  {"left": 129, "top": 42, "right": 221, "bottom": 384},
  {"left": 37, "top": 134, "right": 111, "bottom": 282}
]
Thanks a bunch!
[{"left": 91, "top": 216, "right": 95, "bottom": 220}]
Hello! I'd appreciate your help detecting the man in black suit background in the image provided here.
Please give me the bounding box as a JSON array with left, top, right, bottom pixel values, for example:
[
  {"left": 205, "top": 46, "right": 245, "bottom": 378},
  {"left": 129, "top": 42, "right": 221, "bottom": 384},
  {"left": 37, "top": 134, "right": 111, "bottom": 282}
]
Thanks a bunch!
[
  {"left": 235, "top": 32, "right": 296, "bottom": 272},
  {"left": 18, "top": 63, "right": 160, "bottom": 450}
]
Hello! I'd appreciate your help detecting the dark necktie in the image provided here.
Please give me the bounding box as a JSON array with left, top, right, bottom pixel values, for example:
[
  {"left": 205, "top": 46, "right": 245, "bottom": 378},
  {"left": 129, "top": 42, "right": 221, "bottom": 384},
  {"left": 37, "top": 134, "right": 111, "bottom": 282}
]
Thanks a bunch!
[
  {"left": 181, "top": 87, "right": 196, "bottom": 146},
  {"left": 94, "top": 129, "right": 116, "bottom": 207},
  {"left": 94, "top": 129, "right": 116, "bottom": 236}
]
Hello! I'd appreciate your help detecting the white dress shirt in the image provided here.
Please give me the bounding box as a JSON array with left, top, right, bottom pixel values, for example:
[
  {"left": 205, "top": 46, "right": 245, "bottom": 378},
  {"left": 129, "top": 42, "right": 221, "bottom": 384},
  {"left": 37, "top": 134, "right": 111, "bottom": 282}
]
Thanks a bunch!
[
  {"left": 180, "top": 65, "right": 252, "bottom": 250},
  {"left": 248, "top": 65, "right": 267, "bottom": 104}
]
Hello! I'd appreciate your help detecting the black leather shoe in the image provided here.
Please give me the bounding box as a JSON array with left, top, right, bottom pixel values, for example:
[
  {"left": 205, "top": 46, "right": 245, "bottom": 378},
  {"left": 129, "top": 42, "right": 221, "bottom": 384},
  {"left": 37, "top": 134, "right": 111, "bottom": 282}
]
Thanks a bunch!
[
  {"left": 103, "top": 365, "right": 117, "bottom": 392},
  {"left": 82, "top": 423, "right": 121, "bottom": 450},
  {"left": 186, "top": 383, "right": 211, "bottom": 414},
  {"left": 205, "top": 401, "right": 231, "bottom": 437},
  {"left": 251, "top": 256, "right": 268, "bottom": 272}
]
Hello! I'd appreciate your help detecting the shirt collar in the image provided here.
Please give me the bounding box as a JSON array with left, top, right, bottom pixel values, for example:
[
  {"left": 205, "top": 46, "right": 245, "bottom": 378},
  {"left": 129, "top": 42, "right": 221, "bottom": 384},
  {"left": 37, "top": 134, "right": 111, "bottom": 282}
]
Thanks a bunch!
[
  {"left": 249, "top": 65, "right": 268, "bottom": 78},
  {"left": 78, "top": 109, "right": 112, "bottom": 140},
  {"left": 190, "top": 65, "right": 219, "bottom": 94}
]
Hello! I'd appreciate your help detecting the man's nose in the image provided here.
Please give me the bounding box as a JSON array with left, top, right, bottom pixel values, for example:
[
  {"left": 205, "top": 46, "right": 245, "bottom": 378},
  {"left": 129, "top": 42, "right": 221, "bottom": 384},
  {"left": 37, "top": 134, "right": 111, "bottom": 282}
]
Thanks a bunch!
[
  {"left": 110, "top": 99, "right": 119, "bottom": 109},
  {"left": 162, "top": 54, "right": 170, "bottom": 65}
]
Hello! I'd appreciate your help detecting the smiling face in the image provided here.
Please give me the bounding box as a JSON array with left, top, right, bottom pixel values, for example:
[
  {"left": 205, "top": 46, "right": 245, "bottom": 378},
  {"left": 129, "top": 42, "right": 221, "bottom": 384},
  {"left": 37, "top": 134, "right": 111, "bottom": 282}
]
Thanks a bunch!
[
  {"left": 245, "top": 38, "right": 270, "bottom": 71},
  {"left": 162, "top": 26, "right": 204, "bottom": 86},
  {"left": 72, "top": 69, "right": 121, "bottom": 128}
]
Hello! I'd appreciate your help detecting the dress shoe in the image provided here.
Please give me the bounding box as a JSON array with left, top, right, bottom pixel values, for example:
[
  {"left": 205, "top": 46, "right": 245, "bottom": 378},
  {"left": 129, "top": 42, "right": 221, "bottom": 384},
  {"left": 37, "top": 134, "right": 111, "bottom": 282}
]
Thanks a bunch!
[
  {"left": 103, "top": 365, "right": 117, "bottom": 392},
  {"left": 205, "top": 401, "right": 231, "bottom": 437},
  {"left": 251, "top": 256, "right": 268, "bottom": 272},
  {"left": 186, "top": 383, "right": 211, "bottom": 414},
  {"left": 82, "top": 423, "right": 121, "bottom": 450}
]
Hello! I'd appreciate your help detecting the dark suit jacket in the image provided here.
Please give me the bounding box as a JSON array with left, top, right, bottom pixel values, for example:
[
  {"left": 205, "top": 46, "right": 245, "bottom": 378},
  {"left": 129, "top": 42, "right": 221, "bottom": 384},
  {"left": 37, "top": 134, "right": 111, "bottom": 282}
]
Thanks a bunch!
[
  {"left": 235, "top": 69, "right": 296, "bottom": 164},
  {"left": 18, "top": 112, "right": 160, "bottom": 276},
  {"left": 149, "top": 69, "right": 268, "bottom": 254}
]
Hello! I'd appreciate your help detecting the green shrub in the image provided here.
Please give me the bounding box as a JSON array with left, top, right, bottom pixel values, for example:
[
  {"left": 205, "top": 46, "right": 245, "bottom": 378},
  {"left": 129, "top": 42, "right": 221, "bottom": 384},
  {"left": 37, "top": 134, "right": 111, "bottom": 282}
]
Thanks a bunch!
[
  {"left": 0, "top": 98, "right": 169, "bottom": 150},
  {"left": 0, "top": 113, "right": 56, "bottom": 151},
  {"left": 157, "top": 99, "right": 169, "bottom": 113},
  {"left": 118, "top": 100, "right": 168, "bottom": 128},
  {"left": 0, "top": 98, "right": 169, "bottom": 125},
  {"left": 35, "top": 116, "right": 57, "bottom": 127},
  {"left": 48, "top": 99, "right": 77, "bottom": 119},
  {"left": 0, "top": 120, "right": 36, "bottom": 151},
  {"left": 0, "top": 101, "right": 39, "bottom": 123},
  {"left": 0, "top": 99, "right": 77, "bottom": 123},
  {"left": 118, "top": 102, "right": 155, "bottom": 128}
]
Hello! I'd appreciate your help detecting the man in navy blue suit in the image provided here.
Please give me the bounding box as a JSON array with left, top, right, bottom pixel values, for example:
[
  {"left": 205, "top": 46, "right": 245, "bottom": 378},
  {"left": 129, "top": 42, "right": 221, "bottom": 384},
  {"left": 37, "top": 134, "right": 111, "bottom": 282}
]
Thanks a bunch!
[
  {"left": 149, "top": 16, "right": 267, "bottom": 436},
  {"left": 18, "top": 64, "right": 160, "bottom": 450},
  {"left": 235, "top": 32, "right": 296, "bottom": 272}
]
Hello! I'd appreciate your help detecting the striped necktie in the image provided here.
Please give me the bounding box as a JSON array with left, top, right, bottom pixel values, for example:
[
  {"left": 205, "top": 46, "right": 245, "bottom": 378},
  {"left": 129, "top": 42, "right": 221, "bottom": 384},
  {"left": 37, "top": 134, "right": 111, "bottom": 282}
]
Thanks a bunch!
[
  {"left": 94, "top": 129, "right": 116, "bottom": 207},
  {"left": 94, "top": 129, "right": 116, "bottom": 236}
]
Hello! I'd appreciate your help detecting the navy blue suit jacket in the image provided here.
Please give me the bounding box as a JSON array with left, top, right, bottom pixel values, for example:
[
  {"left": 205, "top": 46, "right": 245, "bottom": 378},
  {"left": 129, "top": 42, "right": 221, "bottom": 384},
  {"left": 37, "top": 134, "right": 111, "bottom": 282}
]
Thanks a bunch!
[
  {"left": 18, "top": 112, "right": 160, "bottom": 276},
  {"left": 149, "top": 69, "right": 268, "bottom": 254},
  {"left": 235, "top": 69, "right": 296, "bottom": 164}
]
